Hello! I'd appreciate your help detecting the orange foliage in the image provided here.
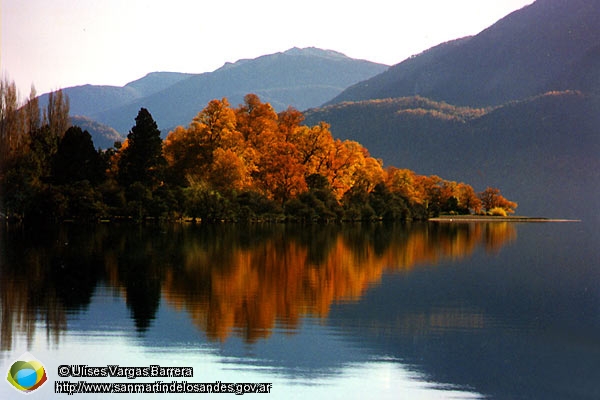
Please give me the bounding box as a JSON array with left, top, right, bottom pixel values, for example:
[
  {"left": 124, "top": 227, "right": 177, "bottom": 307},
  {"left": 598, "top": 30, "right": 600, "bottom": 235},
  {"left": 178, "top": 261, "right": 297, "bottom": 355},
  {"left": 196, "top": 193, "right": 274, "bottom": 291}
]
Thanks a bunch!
[
  {"left": 209, "top": 147, "right": 252, "bottom": 192},
  {"left": 456, "top": 182, "right": 482, "bottom": 214},
  {"left": 107, "top": 139, "right": 129, "bottom": 178},
  {"left": 384, "top": 167, "right": 486, "bottom": 214},
  {"left": 479, "top": 187, "right": 518, "bottom": 214},
  {"left": 164, "top": 94, "right": 386, "bottom": 203},
  {"left": 385, "top": 167, "right": 420, "bottom": 203},
  {"left": 162, "top": 94, "right": 514, "bottom": 216}
]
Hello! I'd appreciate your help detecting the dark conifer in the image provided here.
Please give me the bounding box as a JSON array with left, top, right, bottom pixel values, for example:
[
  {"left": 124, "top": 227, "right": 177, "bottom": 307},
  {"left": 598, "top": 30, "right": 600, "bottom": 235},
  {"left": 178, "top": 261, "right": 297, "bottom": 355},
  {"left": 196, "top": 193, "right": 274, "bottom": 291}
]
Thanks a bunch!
[
  {"left": 117, "top": 108, "right": 165, "bottom": 187},
  {"left": 52, "top": 126, "right": 105, "bottom": 185}
]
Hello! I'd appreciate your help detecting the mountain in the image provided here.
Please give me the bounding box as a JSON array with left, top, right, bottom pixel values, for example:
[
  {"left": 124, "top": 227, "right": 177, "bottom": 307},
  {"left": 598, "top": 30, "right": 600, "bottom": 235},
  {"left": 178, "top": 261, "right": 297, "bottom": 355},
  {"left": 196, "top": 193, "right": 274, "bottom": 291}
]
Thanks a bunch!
[
  {"left": 92, "top": 47, "right": 387, "bottom": 134},
  {"left": 69, "top": 115, "right": 124, "bottom": 149},
  {"left": 328, "top": 0, "right": 600, "bottom": 107},
  {"left": 309, "top": 0, "right": 600, "bottom": 221},
  {"left": 39, "top": 72, "right": 194, "bottom": 117},
  {"left": 305, "top": 91, "right": 600, "bottom": 220},
  {"left": 549, "top": 43, "right": 600, "bottom": 94},
  {"left": 41, "top": 48, "right": 387, "bottom": 135},
  {"left": 124, "top": 72, "right": 196, "bottom": 98}
]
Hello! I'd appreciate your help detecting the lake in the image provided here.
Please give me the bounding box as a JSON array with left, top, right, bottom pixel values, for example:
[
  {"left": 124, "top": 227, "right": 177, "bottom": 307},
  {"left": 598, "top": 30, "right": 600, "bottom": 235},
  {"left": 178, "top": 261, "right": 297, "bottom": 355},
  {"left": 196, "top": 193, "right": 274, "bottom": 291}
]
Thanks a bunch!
[{"left": 1, "top": 221, "right": 598, "bottom": 399}]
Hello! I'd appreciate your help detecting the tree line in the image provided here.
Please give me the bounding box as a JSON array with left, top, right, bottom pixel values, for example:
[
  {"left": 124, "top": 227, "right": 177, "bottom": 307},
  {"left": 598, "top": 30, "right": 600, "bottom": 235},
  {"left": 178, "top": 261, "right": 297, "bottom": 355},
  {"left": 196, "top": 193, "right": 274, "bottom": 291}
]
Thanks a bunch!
[{"left": 0, "top": 79, "right": 517, "bottom": 223}]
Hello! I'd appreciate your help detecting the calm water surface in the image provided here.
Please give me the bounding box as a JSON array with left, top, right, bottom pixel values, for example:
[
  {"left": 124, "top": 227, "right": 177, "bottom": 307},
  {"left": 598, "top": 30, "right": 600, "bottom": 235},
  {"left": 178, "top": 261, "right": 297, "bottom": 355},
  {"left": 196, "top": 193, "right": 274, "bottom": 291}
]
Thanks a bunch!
[{"left": 1, "top": 221, "right": 598, "bottom": 399}]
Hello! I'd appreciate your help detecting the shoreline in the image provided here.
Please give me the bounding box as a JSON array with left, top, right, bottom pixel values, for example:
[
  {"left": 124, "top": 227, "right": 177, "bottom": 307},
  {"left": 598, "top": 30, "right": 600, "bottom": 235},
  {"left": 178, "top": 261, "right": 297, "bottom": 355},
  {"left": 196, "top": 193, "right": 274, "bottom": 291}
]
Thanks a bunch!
[{"left": 429, "top": 215, "right": 581, "bottom": 223}]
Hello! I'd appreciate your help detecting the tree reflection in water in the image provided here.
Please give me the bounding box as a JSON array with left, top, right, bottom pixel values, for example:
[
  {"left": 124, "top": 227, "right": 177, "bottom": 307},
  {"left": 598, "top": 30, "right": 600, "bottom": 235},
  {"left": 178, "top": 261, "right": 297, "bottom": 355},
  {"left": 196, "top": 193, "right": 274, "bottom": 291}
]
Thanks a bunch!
[{"left": 0, "top": 221, "right": 515, "bottom": 349}]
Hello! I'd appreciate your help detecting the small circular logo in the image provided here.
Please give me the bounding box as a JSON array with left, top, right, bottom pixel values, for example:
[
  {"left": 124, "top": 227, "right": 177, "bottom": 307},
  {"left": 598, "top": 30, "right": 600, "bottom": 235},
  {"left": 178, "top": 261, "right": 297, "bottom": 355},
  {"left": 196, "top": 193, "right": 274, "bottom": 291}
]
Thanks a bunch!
[{"left": 6, "top": 353, "right": 48, "bottom": 394}]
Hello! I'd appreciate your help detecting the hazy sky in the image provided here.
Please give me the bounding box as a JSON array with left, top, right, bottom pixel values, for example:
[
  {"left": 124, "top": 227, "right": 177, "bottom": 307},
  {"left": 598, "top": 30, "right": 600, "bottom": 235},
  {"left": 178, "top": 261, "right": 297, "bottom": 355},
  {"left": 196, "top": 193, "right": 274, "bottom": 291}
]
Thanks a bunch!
[{"left": 2, "top": 0, "right": 534, "bottom": 96}]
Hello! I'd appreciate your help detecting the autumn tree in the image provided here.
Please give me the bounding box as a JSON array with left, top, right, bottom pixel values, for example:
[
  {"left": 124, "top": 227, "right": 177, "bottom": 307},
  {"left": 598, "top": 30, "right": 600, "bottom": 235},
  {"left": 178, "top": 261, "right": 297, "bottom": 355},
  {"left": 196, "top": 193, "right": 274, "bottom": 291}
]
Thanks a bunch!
[
  {"left": 455, "top": 182, "right": 482, "bottom": 214},
  {"left": 0, "top": 78, "right": 23, "bottom": 172},
  {"left": 164, "top": 99, "right": 251, "bottom": 191},
  {"left": 277, "top": 107, "right": 305, "bottom": 140},
  {"left": 234, "top": 95, "right": 307, "bottom": 203},
  {"left": 45, "top": 89, "right": 70, "bottom": 139},
  {"left": 235, "top": 94, "right": 279, "bottom": 145},
  {"left": 162, "top": 126, "right": 193, "bottom": 185},
  {"left": 385, "top": 167, "right": 419, "bottom": 204},
  {"left": 209, "top": 147, "right": 251, "bottom": 192},
  {"left": 188, "top": 98, "right": 239, "bottom": 165},
  {"left": 234, "top": 95, "right": 279, "bottom": 190},
  {"left": 261, "top": 146, "right": 307, "bottom": 204},
  {"left": 320, "top": 139, "right": 365, "bottom": 199},
  {"left": 291, "top": 122, "right": 335, "bottom": 175},
  {"left": 24, "top": 85, "right": 41, "bottom": 134},
  {"left": 479, "top": 187, "right": 517, "bottom": 214},
  {"left": 352, "top": 156, "right": 384, "bottom": 194}
]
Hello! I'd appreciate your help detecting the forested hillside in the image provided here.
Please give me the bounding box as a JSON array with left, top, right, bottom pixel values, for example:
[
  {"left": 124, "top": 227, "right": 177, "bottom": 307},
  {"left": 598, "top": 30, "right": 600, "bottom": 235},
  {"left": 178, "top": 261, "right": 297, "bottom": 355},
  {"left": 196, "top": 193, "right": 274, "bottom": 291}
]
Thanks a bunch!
[{"left": 306, "top": 91, "right": 599, "bottom": 219}]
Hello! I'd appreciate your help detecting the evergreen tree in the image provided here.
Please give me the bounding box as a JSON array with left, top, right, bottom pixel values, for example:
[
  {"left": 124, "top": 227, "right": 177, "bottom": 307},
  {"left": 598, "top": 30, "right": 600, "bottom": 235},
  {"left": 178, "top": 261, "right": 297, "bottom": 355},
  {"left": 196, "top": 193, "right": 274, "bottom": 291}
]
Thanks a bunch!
[
  {"left": 52, "top": 126, "right": 105, "bottom": 185},
  {"left": 117, "top": 108, "right": 165, "bottom": 187}
]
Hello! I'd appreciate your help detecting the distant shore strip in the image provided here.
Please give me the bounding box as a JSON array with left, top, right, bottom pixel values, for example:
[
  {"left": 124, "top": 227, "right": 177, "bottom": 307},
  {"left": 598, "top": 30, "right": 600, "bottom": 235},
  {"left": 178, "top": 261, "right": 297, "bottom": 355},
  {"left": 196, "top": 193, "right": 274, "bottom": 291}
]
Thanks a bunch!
[{"left": 429, "top": 215, "right": 580, "bottom": 223}]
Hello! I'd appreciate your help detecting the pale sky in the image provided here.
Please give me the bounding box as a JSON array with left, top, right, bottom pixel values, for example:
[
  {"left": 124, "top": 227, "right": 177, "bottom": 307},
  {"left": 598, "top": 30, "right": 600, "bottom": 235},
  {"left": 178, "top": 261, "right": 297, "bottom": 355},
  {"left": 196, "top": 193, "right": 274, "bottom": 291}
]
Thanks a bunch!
[{"left": 2, "top": 0, "right": 534, "bottom": 97}]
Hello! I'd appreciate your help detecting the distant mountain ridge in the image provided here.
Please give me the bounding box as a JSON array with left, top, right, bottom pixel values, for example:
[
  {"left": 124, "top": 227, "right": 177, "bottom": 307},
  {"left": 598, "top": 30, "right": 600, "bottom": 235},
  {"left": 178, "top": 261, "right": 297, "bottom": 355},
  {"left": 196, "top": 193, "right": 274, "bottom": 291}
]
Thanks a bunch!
[
  {"left": 39, "top": 72, "right": 194, "bottom": 118},
  {"left": 328, "top": 0, "right": 600, "bottom": 106},
  {"left": 40, "top": 47, "right": 388, "bottom": 136}
]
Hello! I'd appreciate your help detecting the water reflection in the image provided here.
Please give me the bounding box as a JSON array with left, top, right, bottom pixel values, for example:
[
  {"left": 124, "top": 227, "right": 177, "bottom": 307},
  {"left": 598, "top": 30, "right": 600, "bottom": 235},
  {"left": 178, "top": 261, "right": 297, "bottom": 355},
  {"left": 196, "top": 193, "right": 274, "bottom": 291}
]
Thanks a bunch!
[{"left": 0, "top": 222, "right": 515, "bottom": 349}]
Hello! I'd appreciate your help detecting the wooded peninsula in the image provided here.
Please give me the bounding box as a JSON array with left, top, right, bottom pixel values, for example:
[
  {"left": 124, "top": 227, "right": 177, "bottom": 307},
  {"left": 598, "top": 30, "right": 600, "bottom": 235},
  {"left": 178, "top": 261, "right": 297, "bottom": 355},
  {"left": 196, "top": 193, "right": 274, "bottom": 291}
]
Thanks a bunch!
[{"left": 0, "top": 82, "right": 517, "bottom": 223}]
